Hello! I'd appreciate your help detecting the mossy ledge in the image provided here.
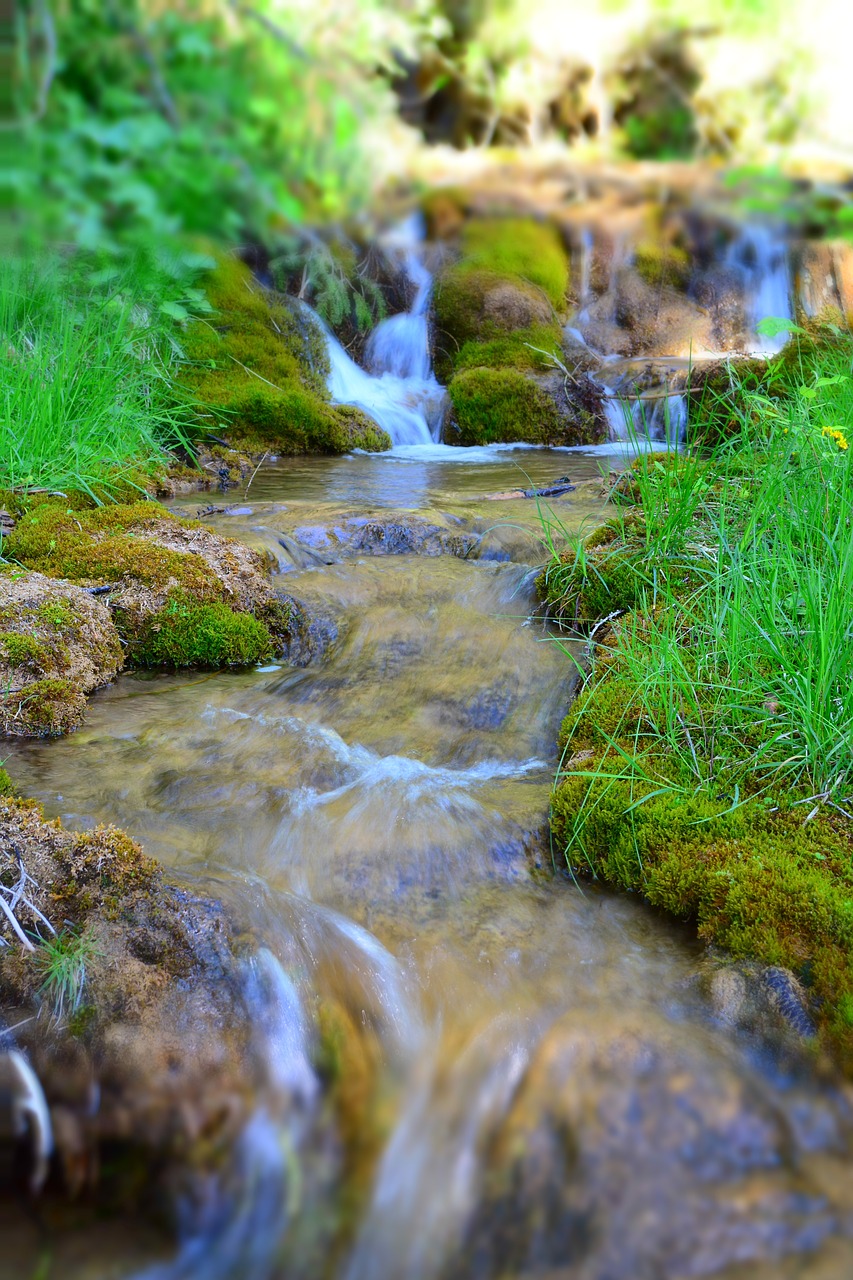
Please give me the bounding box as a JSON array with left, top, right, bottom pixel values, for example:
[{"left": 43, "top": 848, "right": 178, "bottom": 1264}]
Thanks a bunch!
[
  {"left": 433, "top": 216, "right": 570, "bottom": 384},
  {"left": 0, "top": 571, "right": 123, "bottom": 737},
  {"left": 2, "top": 494, "right": 317, "bottom": 734},
  {"left": 541, "top": 512, "right": 853, "bottom": 1072},
  {"left": 180, "top": 255, "right": 390, "bottom": 454}
]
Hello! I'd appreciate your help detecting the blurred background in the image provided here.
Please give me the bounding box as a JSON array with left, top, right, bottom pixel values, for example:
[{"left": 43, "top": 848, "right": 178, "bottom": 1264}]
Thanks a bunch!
[{"left": 4, "top": 0, "right": 852, "bottom": 260}]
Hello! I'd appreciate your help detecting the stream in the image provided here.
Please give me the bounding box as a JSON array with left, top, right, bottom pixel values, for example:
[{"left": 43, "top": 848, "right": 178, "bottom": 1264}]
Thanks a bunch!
[
  {"left": 7, "top": 448, "right": 853, "bottom": 1279},
  {"left": 6, "top": 213, "right": 853, "bottom": 1279}
]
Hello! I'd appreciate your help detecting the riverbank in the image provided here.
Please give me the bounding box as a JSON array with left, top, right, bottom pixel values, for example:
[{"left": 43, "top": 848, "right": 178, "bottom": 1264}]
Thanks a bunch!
[{"left": 540, "top": 321, "right": 853, "bottom": 1066}]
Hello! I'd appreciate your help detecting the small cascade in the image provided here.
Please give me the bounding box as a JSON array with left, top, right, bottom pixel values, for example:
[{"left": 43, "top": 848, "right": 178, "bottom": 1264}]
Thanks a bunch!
[
  {"left": 319, "top": 214, "right": 446, "bottom": 447},
  {"left": 601, "top": 388, "right": 688, "bottom": 445},
  {"left": 726, "top": 222, "right": 793, "bottom": 355},
  {"left": 575, "top": 226, "right": 594, "bottom": 322}
]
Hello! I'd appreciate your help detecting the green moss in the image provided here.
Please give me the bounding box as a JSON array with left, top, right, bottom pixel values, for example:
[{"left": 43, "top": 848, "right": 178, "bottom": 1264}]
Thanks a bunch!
[
  {"left": 453, "top": 324, "right": 565, "bottom": 374},
  {"left": 634, "top": 241, "right": 691, "bottom": 291},
  {"left": 0, "top": 768, "right": 14, "bottom": 796},
  {"left": 133, "top": 597, "right": 273, "bottom": 669},
  {"left": 0, "top": 631, "right": 50, "bottom": 670},
  {"left": 35, "top": 598, "right": 75, "bottom": 630},
  {"left": 5, "top": 677, "right": 85, "bottom": 736},
  {"left": 7, "top": 500, "right": 223, "bottom": 600},
  {"left": 459, "top": 218, "right": 569, "bottom": 309},
  {"left": 433, "top": 218, "right": 570, "bottom": 379},
  {"left": 447, "top": 368, "right": 564, "bottom": 446},
  {"left": 179, "top": 256, "right": 387, "bottom": 455},
  {"left": 550, "top": 627, "right": 853, "bottom": 1066}
]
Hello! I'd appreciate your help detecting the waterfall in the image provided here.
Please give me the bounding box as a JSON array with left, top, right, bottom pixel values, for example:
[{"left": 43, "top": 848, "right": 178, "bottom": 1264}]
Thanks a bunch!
[
  {"left": 725, "top": 223, "right": 792, "bottom": 355},
  {"left": 318, "top": 214, "right": 446, "bottom": 448},
  {"left": 603, "top": 391, "right": 688, "bottom": 445}
]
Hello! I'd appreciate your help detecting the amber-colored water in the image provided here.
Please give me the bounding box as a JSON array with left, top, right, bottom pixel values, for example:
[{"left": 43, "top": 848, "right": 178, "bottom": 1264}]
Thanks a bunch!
[{"left": 7, "top": 447, "right": 853, "bottom": 1280}]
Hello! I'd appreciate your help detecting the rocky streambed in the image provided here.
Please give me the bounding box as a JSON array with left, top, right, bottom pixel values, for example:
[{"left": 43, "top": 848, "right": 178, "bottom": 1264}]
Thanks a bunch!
[{"left": 4, "top": 448, "right": 853, "bottom": 1279}]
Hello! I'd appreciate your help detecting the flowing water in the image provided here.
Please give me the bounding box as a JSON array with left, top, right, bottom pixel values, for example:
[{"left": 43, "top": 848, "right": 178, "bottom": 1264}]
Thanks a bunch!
[
  {"left": 8, "top": 447, "right": 853, "bottom": 1279},
  {"left": 7, "top": 216, "right": 853, "bottom": 1279}
]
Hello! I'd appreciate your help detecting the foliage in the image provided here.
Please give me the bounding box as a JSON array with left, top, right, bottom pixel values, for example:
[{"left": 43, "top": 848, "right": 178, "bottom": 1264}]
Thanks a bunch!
[
  {"left": 0, "top": 254, "right": 198, "bottom": 496},
  {"left": 607, "top": 26, "right": 702, "bottom": 160},
  {"left": 271, "top": 236, "right": 388, "bottom": 333},
  {"left": 9, "top": 0, "right": 444, "bottom": 258}
]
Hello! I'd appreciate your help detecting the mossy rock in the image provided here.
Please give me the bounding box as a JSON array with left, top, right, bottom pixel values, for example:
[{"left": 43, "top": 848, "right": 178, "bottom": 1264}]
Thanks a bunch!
[
  {"left": 446, "top": 368, "right": 566, "bottom": 446},
  {"left": 5, "top": 498, "right": 300, "bottom": 674},
  {"left": 453, "top": 324, "right": 565, "bottom": 375},
  {"left": 0, "top": 571, "right": 123, "bottom": 738},
  {"left": 182, "top": 256, "right": 389, "bottom": 454},
  {"left": 433, "top": 217, "right": 570, "bottom": 380},
  {"left": 634, "top": 240, "right": 691, "bottom": 291},
  {"left": 0, "top": 795, "right": 271, "bottom": 1210},
  {"left": 458, "top": 218, "right": 570, "bottom": 309}
]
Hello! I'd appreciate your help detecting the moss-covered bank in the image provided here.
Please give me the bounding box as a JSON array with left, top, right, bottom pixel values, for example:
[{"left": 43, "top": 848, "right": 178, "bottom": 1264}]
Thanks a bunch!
[
  {"left": 540, "top": 439, "right": 853, "bottom": 1071},
  {"left": 181, "top": 256, "right": 390, "bottom": 454}
]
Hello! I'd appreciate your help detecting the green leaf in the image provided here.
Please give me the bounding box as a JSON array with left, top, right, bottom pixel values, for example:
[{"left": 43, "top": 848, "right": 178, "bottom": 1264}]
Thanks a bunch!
[
  {"left": 756, "top": 316, "right": 804, "bottom": 338},
  {"left": 159, "top": 301, "right": 189, "bottom": 322}
]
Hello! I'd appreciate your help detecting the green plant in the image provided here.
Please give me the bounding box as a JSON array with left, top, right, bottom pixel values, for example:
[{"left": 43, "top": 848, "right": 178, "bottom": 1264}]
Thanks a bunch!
[
  {"left": 0, "top": 255, "right": 196, "bottom": 495},
  {"left": 34, "top": 928, "right": 99, "bottom": 1022},
  {"left": 271, "top": 237, "right": 388, "bottom": 332}
]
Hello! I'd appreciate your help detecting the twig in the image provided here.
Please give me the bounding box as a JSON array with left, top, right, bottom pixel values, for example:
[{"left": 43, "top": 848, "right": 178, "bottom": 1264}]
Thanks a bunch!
[{"left": 244, "top": 451, "right": 269, "bottom": 496}]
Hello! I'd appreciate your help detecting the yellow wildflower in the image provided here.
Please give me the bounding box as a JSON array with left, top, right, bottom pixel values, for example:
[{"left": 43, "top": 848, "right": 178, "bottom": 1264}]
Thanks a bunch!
[{"left": 821, "top": 427, "right": 848, "bottom": 451}]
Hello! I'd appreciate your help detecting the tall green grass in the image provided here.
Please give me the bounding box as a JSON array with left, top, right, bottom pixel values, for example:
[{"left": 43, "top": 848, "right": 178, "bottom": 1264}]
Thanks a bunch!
[
  {"left": 0, "top": 256, "right": 196, "bottom": 498},
  {"left": 549, "top": 336, "right": 853, "bottom": 833}
]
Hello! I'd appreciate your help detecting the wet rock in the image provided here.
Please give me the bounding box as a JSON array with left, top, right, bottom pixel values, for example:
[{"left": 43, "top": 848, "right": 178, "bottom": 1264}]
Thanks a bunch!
[
  {"left": 289, "top": 515, "right": 479, "bottom": 561},
  {"left": 443, "top": 1010, "right": 850, "bottom": 1280},
  {"left": 0, "top": 572, "right": 123, "bottom": 738},
  {"left": 0, "top": 796, "right": 299, "bottom": 1214},
  {"left": 277, "top": 594, "right": 338, "bottom": 667}
]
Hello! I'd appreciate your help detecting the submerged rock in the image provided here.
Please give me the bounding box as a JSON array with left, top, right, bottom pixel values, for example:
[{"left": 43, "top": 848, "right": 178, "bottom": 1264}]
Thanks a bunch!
[{"left": 441, "top": 1010, "right": 851, "bottom": 1279}]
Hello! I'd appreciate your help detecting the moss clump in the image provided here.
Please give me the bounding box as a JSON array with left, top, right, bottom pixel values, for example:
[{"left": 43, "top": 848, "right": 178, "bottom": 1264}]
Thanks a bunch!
[
  {"left": 458, "top": 219, "right": 569, "bottom": 309},
  {"left": 0, "top": 631, "right": 50, "bottom": 671},
  {"left": 0, "top": 768, "right": 14, "bottom": 796},
  {"left": 134, "top": 598, "right": 273, "bottom": 669},
  {"left": 181, "top": 256, "right": 389, "bottom": 454},
  {"left": 8, "top": 677, "right": 85, "bottom": 736},
  {"left": 634, "top": 241, "right": 691, "bottom": 291},
  {"left": 447, "top": 368, "right": 565, "bottom": 446},
  {"left": 453, "top": 324, "right": 565, "bottom": 374}
]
